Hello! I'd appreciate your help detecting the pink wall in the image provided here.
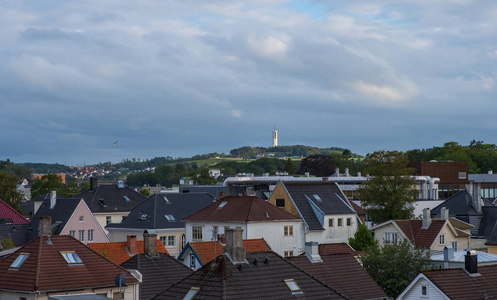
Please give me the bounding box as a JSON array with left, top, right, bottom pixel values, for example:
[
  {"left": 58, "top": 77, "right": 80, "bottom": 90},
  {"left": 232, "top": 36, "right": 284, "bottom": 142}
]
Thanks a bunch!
[{"left": 60, "top": 200, "right": 109, "bottom": 243}]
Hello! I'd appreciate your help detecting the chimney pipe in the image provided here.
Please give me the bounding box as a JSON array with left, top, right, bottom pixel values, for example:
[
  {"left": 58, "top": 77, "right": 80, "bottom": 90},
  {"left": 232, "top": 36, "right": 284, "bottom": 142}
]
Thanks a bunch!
[
  {"left": 443, "top": 246, "right": 454, "bottom": 261},
  {"left": 422, "top": 208, "right": 432, "bottom": 229},
  {"left": 305, "top": 241, "right": 322, "bottom": 263},
  {"left": 127, "top": 235, "right": 138, "bottom": 255},
  {"left": 38, "top": 216, "right": 52, "bottom": 237},
  {"left": 50, "top": 191, "right": 57, "bottom": 209},
  {"left": 465, "top": 250, "right": 478, "bottom": 274},
  {"left": 441, "top": 207, "right": 449, "bottom": 221},
  {"left": 224, "top": 227, "right": 246, "bottom": 263},
  {"left": 143, "top": 230, "right": 158, "bottom": 257}
]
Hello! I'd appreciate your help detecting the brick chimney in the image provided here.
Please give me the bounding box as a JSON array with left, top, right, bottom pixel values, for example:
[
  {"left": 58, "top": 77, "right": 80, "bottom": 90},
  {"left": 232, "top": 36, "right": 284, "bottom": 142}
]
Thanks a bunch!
[
  {"left": 465, "top": 250, "right": 479, "bottom": 275},
  {"left": 50, "top": 191, "right": 57, "bottom": 209},
  {"left": 305, "top": 241, "right": 322, "bottom": 263},
  {"left": 224, "top": 227, "right": 246, "bottom": 263},
  {"left": 127, "top": 235, "right": 138, "bottom": 255},
  {"left": 143, "top": 230, "right": 158, "bottom": 257},
  {"left": 38, "top": 216, "right": 52, "bottom": 236},
  {"left": 422, "top": 208, "right": 432, "bottom": 229},
  {"left": 90, "top": 177, "right": 98, "bottom": 190},
  {"left": 219, "top": 192, "right": 225, "bottom": 198}
]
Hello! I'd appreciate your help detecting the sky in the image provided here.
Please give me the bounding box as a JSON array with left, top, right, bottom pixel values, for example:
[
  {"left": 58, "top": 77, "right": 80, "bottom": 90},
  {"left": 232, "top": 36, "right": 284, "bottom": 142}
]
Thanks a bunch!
[{"left": 1, "top": 0, "right": 497, "bottom": 165}]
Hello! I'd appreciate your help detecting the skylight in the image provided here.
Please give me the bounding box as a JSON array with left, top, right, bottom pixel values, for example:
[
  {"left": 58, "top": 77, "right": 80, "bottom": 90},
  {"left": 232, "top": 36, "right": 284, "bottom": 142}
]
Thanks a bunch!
[
  {"left": 10, "top": 253, "right": 29, "bottom": 269},
  {"left": 123, "top": 196, "right": 130, "bottom": 201},
  {"left": 218, "top": 201, "right": 228, "bottom": 209},
  {"left": 164, "top": 214, "right": 176, "bottom": 221},
  {"left": 163, "top": 196, "right": 170, "bottom": 204},
  {"left": 313, "top": 194, "right": 322, "bottom": 202},
  {"left": 139, "top": 213, "right": 148, "bottom": 220},
  {"left": 284, "top": 279, "right": 302, "bottom": 293},
  {"left": 183, "top": 287, "right": 200, "bottom": 300},
  {"left": 60, "top": 251, "right": 83, "bottom": 264}
]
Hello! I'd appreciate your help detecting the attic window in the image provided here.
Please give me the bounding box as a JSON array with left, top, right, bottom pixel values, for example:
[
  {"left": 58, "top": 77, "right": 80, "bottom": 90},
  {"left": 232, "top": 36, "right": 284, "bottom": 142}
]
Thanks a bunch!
[
  {"left": 123, "top": 196, "right": 130, "bottom": 201},
  {"left": 60, "top": 251, "right": 83, "bottom": 265},
  {"left": 165, "top": 214, "right": 176, "bottom": 221},
  {"left": 218, "top": 201, "right": 228, "bottom": 209},
  {"left": 163, "top": 196, "right": 170, "bottom": 204},
  {"left": 284, "top": 279, "right": 303, "bottom": 294},
  {"left": 183, "top": 287, "right": 200, "bottom": 300},
  {"left": 313, "top": 194, "right": 322, "bottom": 202},
  {"left": 10, "top": 253, "right": 29, "bottom": 269}
]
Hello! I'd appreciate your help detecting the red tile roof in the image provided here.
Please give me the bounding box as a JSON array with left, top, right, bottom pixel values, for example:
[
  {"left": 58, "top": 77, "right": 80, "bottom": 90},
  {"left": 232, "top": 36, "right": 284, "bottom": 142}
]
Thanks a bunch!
[
  {"left": 394, "top": 219, "right": 446, "bottom": 249},
  {"left": 0, "top": 199, "right": 28, "bottom": 224},
  {"left": 183, "top": 196, "right": 301, "bottom": 222},
  {"left": 318, "top": 243, "right": 356, "bottom": 255},
  {"left": 190, "top": 239, "right": 270, "bottom": 265},
  {"left": 88, "top": 240, "right": 168, "bottom": 265},
  {"left": 0, "top": 235, "right": 139, "bottom": 292}
]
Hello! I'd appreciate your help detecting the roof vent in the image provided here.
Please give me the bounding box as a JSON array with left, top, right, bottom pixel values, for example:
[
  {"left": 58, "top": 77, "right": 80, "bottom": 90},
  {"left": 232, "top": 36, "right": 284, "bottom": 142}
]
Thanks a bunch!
[
  {"left": 237, "top": 264, "right": 243, "bottom": 271},
  {"left": 253, "top": 258, "right": 258, "bottom": 265},
  {"left": 117, "top": 181, "right": 125, "bottom": 188},
  {"left": 264, "top": 257, "right": 269, "bottom": 265}
]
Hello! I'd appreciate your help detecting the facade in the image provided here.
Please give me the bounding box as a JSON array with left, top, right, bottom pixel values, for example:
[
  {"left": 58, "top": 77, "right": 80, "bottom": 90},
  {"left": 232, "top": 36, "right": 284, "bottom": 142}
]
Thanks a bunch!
[
  {"left": 183, "top": 196, "right": 305, "bottom": 257},
  {"left": 409, "top": 161, "right": 468, "bottom": 199}
]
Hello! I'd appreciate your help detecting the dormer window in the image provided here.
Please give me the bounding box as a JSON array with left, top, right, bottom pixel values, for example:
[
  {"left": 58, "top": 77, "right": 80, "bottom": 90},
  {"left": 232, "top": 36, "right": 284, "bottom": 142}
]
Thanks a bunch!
[
  {"left": 10, "top": 253, "right": 29, "bottom": 269},
  {"left": 284, "top": 279, "right": 303, "bottom": 294},
  {"left": 60, "top": 251, "right": 83, "bottom": 265},
  {"left": 183, "top": 287, "right": 200, "bottom": 300}
]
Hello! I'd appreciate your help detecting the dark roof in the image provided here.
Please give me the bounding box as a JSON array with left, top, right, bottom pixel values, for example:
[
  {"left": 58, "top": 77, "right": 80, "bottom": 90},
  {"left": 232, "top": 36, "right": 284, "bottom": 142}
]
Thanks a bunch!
[
  {"left": 152, "top": 251, "right": 346, "bottom": 300},
  {"left": 178, "top": 185, "right": 228, "bottom": 197},
  {"left": 0, "top": 224, "right": 29, "bottom": 248},
  {"left": 0, "top": 235, "right": 138, "bottom": 292},
  {"left": 121, "top": 253, "right": 193, "bottom": 300},
  {"left": 0, "top": 199, "right": 29, "bottom": 224},
  {"left": 288, "top": 254, "right": 387, "bottom": 300},
  {"left": 106, "top": 193, "right": 215, "bottom": 230},
  {"left": 75, "top": 183, "right": 146, "bottom": 213},
  {"left": 281, "top": 181, "right": 356, "bottom": 231},
  {"left": 318, "top": 243, "right": 356, "bottom": 255},
  {"left": 394, "top": 219, "right": 446, "bottom": 249},
  {"left": 431, "top": 190, "right": 494, "bottom": 219},
  {"left": 183, "top": 196, "right": 301, "bottom": 222},
  {"left": 478, "top": 206, "right": 497, "bottom": 239},
  {"left": 26, "top": 198, "right": 82, "bottom": 243},
  {"left": 422, "top": 265, "right": 497, "bottom": 299}
]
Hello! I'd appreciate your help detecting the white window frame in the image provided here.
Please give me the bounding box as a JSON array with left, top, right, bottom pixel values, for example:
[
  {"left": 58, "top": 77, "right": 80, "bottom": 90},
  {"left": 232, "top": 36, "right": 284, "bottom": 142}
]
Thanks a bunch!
[
  {"left": 168, "top": 236, "right": 175, "bottom": 246},
  {"left": 384, "top": 232, "right": 398, "bottom": 245},
  {"left": 160, "top": 236, "right": 167, "bottom": 246},
  {"left": 329, "top": 218, "right": 334, "bottom": 227},
  {"left": 284, "top": 225, "right": 294, "bottom": 237},
  {"left": 451, "top": 241, "right": 458, "bottom": 251},
  {"left": 88, "top": 229, "right": 94, "bottom": 242},
  {"left": 192, "top": 226, "right": 203, "bottom": 241},
  {"left": 439, "top": 234, "right": 445, "bottom": 245},
  {"left": 79, "top": 230, "right": 85, "bottom": 242}
]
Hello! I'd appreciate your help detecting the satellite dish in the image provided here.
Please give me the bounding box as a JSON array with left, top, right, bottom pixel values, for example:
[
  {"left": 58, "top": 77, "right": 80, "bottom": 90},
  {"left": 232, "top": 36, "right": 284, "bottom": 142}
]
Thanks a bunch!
[{"left": 115, "top": 274, "right": 126, "bottom": 287}]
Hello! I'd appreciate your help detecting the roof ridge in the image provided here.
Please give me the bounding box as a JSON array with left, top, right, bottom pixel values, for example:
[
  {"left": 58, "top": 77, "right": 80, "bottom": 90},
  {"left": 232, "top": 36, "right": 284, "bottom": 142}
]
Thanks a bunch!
[{"left": 247, "top": 197, "right": 258, "bottom": 221}]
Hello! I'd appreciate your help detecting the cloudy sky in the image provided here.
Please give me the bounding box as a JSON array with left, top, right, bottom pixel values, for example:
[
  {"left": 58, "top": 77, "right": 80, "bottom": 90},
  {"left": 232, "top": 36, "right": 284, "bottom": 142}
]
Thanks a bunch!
[{"left": 1, "top": 0, "right": 497, "bottom": 165}]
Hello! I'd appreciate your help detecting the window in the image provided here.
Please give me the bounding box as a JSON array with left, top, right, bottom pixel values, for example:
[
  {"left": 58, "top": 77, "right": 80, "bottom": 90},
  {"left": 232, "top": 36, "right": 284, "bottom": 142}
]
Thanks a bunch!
[
  {"left": 168, "top": 236, "right": 175, "bottom": 246},
  {"left": 459, "top": 172, "right": 467, "bottom": 179},
  {"left": 79, "top": 230, "right": 85, "bottom": 242},
  {"left": 218, "top": 201, "right": 228, "bottom": 209},
  {"left": 106, "top": 216, "right": 112, "bottom": 225},
  {"left": 10, "top": 253, "right": 29, "bottom": 269},
  {"left": 212, "top": 226, "right": 219, "bottom": 241},
  {"left": 313, "top": 194, "right": 322, "bottom": 202},
  {"left": 69, "top": 230, "right": 75, "bottom": 237},
  {"left": 163, "top": 196, "right": 170, "bottom": 204},
  {"left": 160, "top": 236, "right": 167, "bottom": 246},
  {"left": 284, "top": 225, "right": 294, "bottom": 237},
  {"left": 192, "top": 226, "right": 203, "bottom": 240},
  {"left": 184, "top": 287, "right": 200, "bottom": 300},
  {"left": 88, "top": 230, "right": 94, "bottom": 242},
  {"left": 79, "top": 216, "right": 84, "bottom": 222},
  {"left": 165, "top": 214, "right": 176, "bottom": 221},
  {"left": 190, "top": 253, "right": 196, "bottom": 268},
  {"left": 60, "top": 251, "right": 83, "bottom": 264},
  {"left": 276, "top": 198, "right": 285, "bottom": 208},
  {"left": 452, "top": 241, "right": 458, "bottom": 251},
  {"left": 421, "top": 285, "right": 428, "bottom": 296},
  {"left": 384, "top": 232, "right": 398, "bottom": 244},
  {"left": 347, "top": 218, "right": 352, "bottom": 226},
  {"left": 338, "top": 218, "right": 343, "bottom": 227},
  {"left": 181, "top": 234, "right": 186, "bottom": 250},
  {"left": 284, "top": 279, "right": 302, "bottom": 294},
  {"left": 439, "top": 234, "right": 445, "bottom": 245},
  {"left": 284, "top": 250, "right": 294, "bottom": 257},
  {"left": 329, "top": 218, "right": 334, "bottom": 227}
]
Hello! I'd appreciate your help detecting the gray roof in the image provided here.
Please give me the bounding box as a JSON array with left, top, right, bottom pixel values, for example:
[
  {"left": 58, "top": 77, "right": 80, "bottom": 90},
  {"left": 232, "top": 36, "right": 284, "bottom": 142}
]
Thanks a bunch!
[
  {"left": 282, "top": 181, "right": 356, "bottom": 231},
  {"left": 0, "top": 224, "right": 29, "bottom": 248},
  {"left": 151, "top": 251, "right": 346, "bottom": 300},
  {"left": 478, "top": 206, "right": 497, "bottom": 239},
  {"left": 120, "top": 253, "right": 193, "bottom": 300},
  {"left": 431, "top": 190, "right": 494, "bottom": 220},
  {"left": 178, "top": 185, "right": 228, "bottom": 198},
  {"left": 76, "top": 183, "right": 146, "bottom": 214},
  {"left": 469, "top": 174, "right": 497, "bottom": 183},
  {"left": 106, "top": 193, "right": 215, "bottom": 230},
  {"left": 431, "top": 249, "right": 497, "bottom": 263}
]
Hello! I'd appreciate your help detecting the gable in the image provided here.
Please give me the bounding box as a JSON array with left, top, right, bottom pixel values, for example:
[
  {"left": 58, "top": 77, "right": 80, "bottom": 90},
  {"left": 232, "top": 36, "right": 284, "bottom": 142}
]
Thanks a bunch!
[
  {"left": 268, "top": 182, "right": 300, "bottom": 218},
  {"left": 398, "top": 274, "right": 449, "bottom": 300}
]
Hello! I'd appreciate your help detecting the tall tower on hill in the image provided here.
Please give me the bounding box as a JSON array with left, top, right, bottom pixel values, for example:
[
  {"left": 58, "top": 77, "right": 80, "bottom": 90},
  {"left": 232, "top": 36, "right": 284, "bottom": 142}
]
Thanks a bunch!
[{"left": 272, "top": 125, "right": 278, "bottom": 147}]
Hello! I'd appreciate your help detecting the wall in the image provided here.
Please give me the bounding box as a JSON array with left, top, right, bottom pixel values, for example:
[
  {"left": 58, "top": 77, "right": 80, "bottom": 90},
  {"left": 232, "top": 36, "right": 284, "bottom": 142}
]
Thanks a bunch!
[
  {"left": 267, "top": 183, "right": 300, "bottom": 217},
  {"left": 59, "top": 200, "right": 108, "bottom": 243},
  {"left": 96, "top": 212, "right": 129, "bottom": 235},
  {"left": 306, "top": 213, "right": 358, "bottom": 244},
  {"left": 0, "top": 284, "right": 139, "bottom": 300},
  {"left": 398, "top": 276, "right": 448, "bottom": 300}
]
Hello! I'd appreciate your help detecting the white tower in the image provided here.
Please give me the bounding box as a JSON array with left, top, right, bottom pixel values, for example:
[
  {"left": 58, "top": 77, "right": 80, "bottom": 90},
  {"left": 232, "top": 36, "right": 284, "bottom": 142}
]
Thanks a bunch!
[{"left": 272, "top": 125, "right": 278, "bottom": 147}]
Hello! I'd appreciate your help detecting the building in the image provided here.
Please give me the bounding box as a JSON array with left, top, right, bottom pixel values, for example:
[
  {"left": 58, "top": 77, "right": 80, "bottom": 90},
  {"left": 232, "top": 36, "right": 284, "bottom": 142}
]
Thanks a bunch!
[
  {"left": 183, "top": 196, "right": 304, "bottom": 257},
  {"left": 272, "top": 125, "right": 278, "bottom": 147},
  {"left": 431, "top": 246, "right": 497, "bottom": 269}
]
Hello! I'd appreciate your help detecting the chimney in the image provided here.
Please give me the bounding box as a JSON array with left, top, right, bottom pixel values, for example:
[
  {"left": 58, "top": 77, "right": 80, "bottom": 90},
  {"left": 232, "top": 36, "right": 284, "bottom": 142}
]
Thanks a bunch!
[
  {"left": 224, "top": 227, "right": 246, "bottom": 263},
  {"left": 334, "top": 167, "right": 340, "bottom": 176},
  {"left": 441, "top": 207, "right": 449, "bottom": 221},
  {"left": 443, "top": 246, "right": 454, "bottom": 261},
  {"left": 345, "top": 168, "right": 350, "bottom": 177},
  {"left": 489, "top": 170, "right": 493, "bottom": 175},
  {"left": 143, "top": 230, "right": 158, "bottom": 257},
  {"left": 472, "top": 183, "right": 482, "bottom": 213},
  {"left": 127, "top": 235, "right": 138, "bottom": 255},
  {"left": 90, "top": 177, "right": 98, "bottom": 190},
  {"left": 305, "top": 241, "right": 322, "bottom": 263},
  {"left": 219, "top": 192, "right": 225, "bottom": 198},
  {"left": 38, "top": 216, "right": 52, "bottom": 237},
  {"left": 422, "top": 208, "right": 432, "bottom": 229},
  {"left": 50, "top": 191, "right": 57, "bottom": 209},
  {"left": 465, "top": 250, "right": 479, "bottom": 275},
  {"left": 242, "top": 191, "right": 247, "bottom": 196},
  {"left": 305, "top": 172, "right": 310, "bottom": 177}
]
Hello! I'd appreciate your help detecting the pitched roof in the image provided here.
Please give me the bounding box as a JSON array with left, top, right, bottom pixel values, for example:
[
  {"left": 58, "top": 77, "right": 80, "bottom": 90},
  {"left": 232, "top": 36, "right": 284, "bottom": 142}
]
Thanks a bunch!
[
  {"left": 318, "top": 243, "right": 356, "bottom": 255},
  {"left": 393, "top": 219, "right": 446, "bottom": 249},
  {"left": 0, "top": 224, "right": 29, "bottom": 248},
  {"left": 106, "top": 193, "right": 215, "bottom": 230},
  {"left": 183, "top": 196, "right": 301, "bottom": 222},
  {"left": 152, "top": 251, "right": 346, "bottom": 300},
  {"left": 0, "top": 235, "right": 139, "bottom": 292},
  {"left": 422, "top": 265, "right": 497, "bottom": 299},
  {"left": 478, "top": 206, "right": 497, "bottom": 239},
  {"left": 186, "top": 239, "right": 270, "bottom": 265},
  {"left": 75, "top": 183, "right": 146, "bottom": 213},
  {"left": 431, "top": 190, "right": 494, "bottom": 220},
  {"left": 0, "top": 199, "right": 28, "bottom": 224},
  {"left": 288, "top": 254, "right": 387, "bottom": 300},
  {"left": 281, "top": 182, "right": 356, "bottom": 231},
  {"left": 120, "top": 253, "right": 193, "bottom": 300},
  {"left": 88, "top": 239, "right": 169, "bottom": 265}
]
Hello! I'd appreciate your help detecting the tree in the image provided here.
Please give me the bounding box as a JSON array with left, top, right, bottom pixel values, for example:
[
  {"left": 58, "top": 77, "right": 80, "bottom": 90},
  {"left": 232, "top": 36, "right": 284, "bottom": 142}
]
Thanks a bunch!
[
  {"left": 0, "top": 172, "right": 21, "bottom": 213},
  {"left": 139, "top": 188, "right": 151, "bottom": 197},
  {"left": 361, "top": 239, "right": 430, "bottom": 297},
  {"left": 357, "top": 151, "right": 418, "bottom": 224},
  {"left": 297, "top": 154, "right": 338, "bottom": 176},
  {"left": 348, "top": 223, "right": 376, "bottom": 251},
  {"left": 31, "top": 174, "right": 79, "bottom": 198},
  {"left": 195, "top": 167, "right": 217, "bottom": 185},
  {"left": 284, "top": 158, "right": 296, "bottom": 174}
]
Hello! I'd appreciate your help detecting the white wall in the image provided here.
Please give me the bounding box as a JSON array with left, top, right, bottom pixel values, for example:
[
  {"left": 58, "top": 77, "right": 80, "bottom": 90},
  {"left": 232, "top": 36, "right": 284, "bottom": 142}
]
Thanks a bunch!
[
  {"left": 306, "top": 213, "right": 358, "bottom": 245},
  {"left": 398, "top": 277, "right": 448, "bottom": 300}
]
